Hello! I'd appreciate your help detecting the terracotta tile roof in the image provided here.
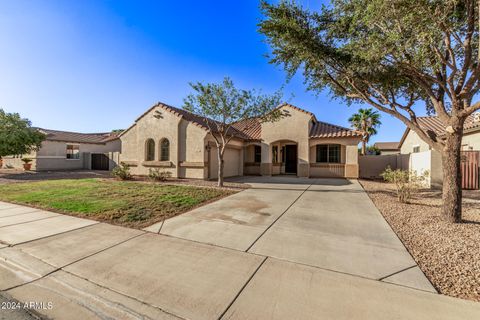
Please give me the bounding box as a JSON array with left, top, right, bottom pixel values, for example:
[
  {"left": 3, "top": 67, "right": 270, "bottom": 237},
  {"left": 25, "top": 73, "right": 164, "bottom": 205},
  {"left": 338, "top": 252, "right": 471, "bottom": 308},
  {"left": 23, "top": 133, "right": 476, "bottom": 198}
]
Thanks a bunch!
[
  {"left": 277, "top": 103, "right": 316, "bottom": 119},
  {"left": 231, "top": 118, "right": 262, "bottom": 140},
  {"left": 38, "top": 128, "right": 119, "bottom": 144},
  {"left": 415, "top": 113, "right": 480, "bottom": 137},
  {"left": 309, "top": 121, "right": 362, "bottom": 138},
  {"left": 155, "top": 103, "right": 252, "bottom": 139},
  {"left": 373, "top": 142, "right": 400, "bottom": 150},
  {"left": 124, "top": 101, "right": 360, "bottom": 141}
]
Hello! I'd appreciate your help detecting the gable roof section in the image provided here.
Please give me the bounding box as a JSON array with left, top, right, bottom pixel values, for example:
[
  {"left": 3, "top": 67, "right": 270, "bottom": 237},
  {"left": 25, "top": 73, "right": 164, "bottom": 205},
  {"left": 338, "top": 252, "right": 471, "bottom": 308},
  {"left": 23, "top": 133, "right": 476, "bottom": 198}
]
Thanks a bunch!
[
  {"left": 38, "top": 128, "right": 119, "bottom": 144},
  {"left": 374, "top": 142, "right": 399, "bottom": 150},
  {"left": 398, "top": 113, "right": 480, "bottom": 148},
  {"left": 120, "top": 102, "right": 252, "bottom": 139},
  {"left": 122, "top": 101, "right": 360, "bottom": 141},
  {"left": 309, "top": 121, "right": 362, "bottom": 138}
]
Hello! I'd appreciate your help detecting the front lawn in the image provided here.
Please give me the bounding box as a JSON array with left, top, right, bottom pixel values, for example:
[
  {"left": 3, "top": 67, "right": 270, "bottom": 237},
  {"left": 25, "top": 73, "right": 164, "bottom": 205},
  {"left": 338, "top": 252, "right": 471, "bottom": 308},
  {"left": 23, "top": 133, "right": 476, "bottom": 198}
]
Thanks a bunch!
[{"left": 0, "top": 179, "right": 234, "bottom": 228}]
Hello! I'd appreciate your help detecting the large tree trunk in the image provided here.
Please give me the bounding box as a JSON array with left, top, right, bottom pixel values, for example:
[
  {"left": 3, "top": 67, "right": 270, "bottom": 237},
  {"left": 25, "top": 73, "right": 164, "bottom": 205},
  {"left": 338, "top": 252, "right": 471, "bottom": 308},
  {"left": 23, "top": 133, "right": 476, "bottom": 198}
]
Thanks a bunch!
[
  {"left": 361, "top": 140, "right": 366, "bottom": 155},
  {"left": 217, "top": 148, "right": 224, "bottom": 187},
  {"left": 441, "top": 125, "right": 464, "bottom": 223}
]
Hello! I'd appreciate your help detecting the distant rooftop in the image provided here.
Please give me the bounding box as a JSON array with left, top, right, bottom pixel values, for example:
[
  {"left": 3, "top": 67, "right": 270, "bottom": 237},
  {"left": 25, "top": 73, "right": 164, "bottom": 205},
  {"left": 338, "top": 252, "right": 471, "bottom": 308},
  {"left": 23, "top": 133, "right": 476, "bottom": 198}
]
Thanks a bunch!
[
  {"left": 374, "top": 142, "right": 400, "bottom": 150},
  {"left": 37, "top": 128, "right": 121, "bottom": 144}
]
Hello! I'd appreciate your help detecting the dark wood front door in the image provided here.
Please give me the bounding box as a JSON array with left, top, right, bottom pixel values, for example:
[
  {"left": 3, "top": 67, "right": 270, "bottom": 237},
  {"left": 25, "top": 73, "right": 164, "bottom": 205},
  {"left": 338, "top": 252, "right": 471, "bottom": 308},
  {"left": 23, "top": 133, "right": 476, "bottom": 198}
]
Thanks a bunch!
[
  {"left": 91, "top": 154, "right": 109, "bottom": 171},
  {"left": 285, "top": 145, "right": 297, "bottom": 174}
]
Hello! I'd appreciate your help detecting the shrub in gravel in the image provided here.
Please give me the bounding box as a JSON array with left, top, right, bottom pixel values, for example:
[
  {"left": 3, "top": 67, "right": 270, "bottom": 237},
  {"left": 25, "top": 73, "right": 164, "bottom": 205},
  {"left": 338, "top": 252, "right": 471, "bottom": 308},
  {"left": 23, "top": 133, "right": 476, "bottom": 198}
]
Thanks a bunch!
[
  {"left": 148, "top": 168, "right": 172, "bottom": 182},
  {"left": 381, "top": 166, "right": 429, "bottom": 203},
  {"left": 111, "top": 162, "right": 132, "bottom": 180}
]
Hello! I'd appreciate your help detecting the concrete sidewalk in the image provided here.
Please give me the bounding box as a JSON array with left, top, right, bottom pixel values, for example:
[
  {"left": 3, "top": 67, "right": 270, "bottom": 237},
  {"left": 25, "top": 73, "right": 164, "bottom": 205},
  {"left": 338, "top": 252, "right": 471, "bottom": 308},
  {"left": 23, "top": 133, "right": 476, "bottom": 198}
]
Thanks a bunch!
[{"left": 1, "top": 177, "right": 480, "bottom": 319}]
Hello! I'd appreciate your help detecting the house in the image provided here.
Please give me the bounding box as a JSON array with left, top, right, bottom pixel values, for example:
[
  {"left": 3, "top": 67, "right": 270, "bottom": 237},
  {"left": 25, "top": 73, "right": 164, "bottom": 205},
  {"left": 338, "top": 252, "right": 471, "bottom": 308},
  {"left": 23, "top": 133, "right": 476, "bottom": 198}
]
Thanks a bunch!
[
  {"left": 373, "top": 142, "right": 400, "bottom": 155},
  {"left": 399, "top": 114, "right": 480, "bottom": 153},
  {"left": 2, "top": 129, "right": 121, "bottom": 171},
  {"left": 398, "top": 113, "right": 480, "bottom": 188},
  {"left": 119, "top": 102, "right": 362, "bottom": 179}
]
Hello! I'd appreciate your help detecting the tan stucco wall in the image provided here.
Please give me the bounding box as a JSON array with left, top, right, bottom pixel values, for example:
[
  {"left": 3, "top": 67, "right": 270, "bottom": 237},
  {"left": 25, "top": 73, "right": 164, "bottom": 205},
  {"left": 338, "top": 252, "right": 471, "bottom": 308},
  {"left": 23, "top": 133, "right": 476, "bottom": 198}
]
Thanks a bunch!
[
  {"left": 260, "top": 105, "right": 312, "bottom": 177},
  {"left": 379, "top": 150, "right": 400, "bottom": 155},
  {"left": 120, "top": 106, "right": 182, "bottom": 177},
  {"left": 178, "top": 120, "right": 207, "bottom": 179},
  {"left": 461, "top": 131, "right": 480, "bottom": 150},
  {"left": 308, "top": 137, "right": 360, "bottom": 178},
  {"left": 206, "top": 136, "right": 243, "bottom": 179},
  {"left": 400, "top": 130, "right": 431, "bottom": 154}
]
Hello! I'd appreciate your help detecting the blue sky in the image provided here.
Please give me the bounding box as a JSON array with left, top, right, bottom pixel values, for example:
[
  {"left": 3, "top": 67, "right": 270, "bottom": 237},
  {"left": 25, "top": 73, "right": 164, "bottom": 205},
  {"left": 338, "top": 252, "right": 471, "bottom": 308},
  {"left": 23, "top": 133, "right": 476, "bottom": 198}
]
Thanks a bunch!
[{"left": 0, "top": 0, "right": 415, "bottom": 144}]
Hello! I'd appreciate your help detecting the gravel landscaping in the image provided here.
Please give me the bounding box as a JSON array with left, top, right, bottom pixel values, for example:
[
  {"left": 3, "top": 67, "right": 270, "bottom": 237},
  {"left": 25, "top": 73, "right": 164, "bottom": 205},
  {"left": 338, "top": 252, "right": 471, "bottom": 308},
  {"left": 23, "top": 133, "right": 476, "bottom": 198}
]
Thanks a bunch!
[{"left": 360, "top": 179, "right": 480, "bottom": 302}]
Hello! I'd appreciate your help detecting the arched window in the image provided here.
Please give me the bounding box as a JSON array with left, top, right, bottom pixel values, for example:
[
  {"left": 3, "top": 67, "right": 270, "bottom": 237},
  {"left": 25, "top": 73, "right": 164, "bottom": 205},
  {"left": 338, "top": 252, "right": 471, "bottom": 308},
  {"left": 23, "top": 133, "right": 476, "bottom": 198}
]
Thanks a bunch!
[
  {"left": 160, "top": 138, "right": 170, "bottom": 161},
  {"left": 145, "top": 139, "right": 155, "bottom": 161}
]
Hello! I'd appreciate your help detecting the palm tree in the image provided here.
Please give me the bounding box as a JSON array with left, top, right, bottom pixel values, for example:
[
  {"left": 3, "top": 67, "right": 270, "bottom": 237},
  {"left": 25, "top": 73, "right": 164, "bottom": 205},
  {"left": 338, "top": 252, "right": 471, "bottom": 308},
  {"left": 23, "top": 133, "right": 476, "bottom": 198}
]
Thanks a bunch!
[{"left": 348, "top": 108, "right": 381, "bottom": 155}]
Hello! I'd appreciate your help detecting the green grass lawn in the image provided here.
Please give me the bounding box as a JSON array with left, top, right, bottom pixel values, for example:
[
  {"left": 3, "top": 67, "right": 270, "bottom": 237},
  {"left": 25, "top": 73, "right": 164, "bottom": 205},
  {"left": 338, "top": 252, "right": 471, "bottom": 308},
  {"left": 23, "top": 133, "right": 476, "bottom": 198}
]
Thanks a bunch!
[{"left": 0, "top": 179, "right": 234, "bottom": 228}]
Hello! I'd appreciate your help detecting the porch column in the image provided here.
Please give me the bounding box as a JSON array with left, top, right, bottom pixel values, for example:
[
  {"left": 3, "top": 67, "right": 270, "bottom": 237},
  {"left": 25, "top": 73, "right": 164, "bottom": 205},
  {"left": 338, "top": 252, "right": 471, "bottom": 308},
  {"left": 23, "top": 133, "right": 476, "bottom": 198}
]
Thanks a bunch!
[
  {"left": 260, "top": 142, "right": 272, "bottom": 176},
  {"left": 345, "top": 144, "right": 359, "bottom": 178},
  {"left": 298, "top": 141, "right": 310, "bottom": 177}
]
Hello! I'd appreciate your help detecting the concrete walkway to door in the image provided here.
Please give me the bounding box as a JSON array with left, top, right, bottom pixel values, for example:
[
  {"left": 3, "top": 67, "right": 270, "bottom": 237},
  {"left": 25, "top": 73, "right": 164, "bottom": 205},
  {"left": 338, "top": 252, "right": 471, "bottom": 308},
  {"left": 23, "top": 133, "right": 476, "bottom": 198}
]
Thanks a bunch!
[{"left": 151, "top": 176, "right": 433, "bottom": 290}]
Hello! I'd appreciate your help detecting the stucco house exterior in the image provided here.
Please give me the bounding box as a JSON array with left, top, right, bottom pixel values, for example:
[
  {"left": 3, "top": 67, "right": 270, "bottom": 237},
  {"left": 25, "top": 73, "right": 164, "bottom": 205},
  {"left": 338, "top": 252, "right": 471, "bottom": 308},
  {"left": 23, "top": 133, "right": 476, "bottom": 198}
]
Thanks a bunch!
[
  {"left": 398, "top": 113, "right": 480, "bottom": 188},
  {"left": 2, "top": 129, "right": 121, "bottom": 171},
  {"left": 119, "top": 102, "right": 362, "bottom": 179}
]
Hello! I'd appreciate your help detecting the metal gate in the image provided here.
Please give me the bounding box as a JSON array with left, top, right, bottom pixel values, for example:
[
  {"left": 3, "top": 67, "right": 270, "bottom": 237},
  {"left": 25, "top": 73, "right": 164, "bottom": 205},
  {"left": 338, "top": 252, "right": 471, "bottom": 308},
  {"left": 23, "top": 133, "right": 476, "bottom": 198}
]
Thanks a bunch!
[
  {"left": 91, "top": 154, "right": 110, "bottom": 171},
  {"left": 461, "top": 151, "right": 479, "bottom": 190}
]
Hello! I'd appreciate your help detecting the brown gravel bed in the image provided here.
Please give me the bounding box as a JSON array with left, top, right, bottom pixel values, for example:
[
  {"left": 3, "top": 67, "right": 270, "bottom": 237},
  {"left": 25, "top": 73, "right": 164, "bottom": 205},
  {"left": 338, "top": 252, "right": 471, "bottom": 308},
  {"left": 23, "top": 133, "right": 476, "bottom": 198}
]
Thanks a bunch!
[{"left": 360, "top": 179, "right": 480, "bottom": 301}]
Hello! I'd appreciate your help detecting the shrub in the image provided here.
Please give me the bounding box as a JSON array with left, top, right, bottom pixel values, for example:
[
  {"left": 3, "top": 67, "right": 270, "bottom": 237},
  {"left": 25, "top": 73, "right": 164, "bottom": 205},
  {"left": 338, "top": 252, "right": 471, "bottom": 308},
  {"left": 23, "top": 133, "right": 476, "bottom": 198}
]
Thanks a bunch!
[
  {"left": 381, "top": 166, "right": 429, "bottom": 203},
  {"left": 111, "top": 162, "right": 132, "bottom": 180},
  {"left": 21, "top": 158, "right": 32, "bottom": 164},
  {"left": 148, "top": 168, "right": 172, "bottom": 182}
]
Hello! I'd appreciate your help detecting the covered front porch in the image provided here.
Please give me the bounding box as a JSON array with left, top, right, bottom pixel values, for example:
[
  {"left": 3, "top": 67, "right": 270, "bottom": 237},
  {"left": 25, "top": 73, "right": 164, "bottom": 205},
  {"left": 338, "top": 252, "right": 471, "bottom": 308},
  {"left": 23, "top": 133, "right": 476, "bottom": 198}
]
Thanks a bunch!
[
  {"left": 244, "top": 140, "right": 301, "bottom": 176},
  {"left": 243, "top": 137, "right": 359, "bottom": 179}
]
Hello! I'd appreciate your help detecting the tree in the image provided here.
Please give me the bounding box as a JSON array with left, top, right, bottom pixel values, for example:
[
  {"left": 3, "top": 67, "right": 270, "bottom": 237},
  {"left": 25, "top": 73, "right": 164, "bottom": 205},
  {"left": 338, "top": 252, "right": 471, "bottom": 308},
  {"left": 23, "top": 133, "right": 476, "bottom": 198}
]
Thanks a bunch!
[
  {"left": 348, "top": 108, "right": 381, "bottom": 155},
  {"left": 183, "top": 77, "right": 283, "bottom": 187},
  {"left": 0, "top": 109, "right": 45, "bottom": 158},
  {"left": 259, "top": 0, "right": 480, "bottom": 222}
]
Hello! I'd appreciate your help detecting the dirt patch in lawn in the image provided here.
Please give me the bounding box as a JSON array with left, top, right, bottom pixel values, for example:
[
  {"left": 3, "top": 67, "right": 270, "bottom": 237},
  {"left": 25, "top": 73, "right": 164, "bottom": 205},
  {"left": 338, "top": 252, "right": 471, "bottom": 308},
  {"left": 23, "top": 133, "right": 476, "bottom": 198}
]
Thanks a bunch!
[
  {"left": 0, "top": 178, "right": 235, "bottom": 229},
  {"left": 360, "top": 179, "right": 480, "bottom": 302}
]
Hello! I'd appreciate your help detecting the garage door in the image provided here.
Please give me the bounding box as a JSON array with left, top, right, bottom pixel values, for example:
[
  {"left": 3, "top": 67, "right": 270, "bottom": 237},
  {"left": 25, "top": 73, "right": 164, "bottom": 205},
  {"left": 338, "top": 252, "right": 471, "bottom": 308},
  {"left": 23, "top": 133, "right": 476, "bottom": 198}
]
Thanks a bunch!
[{"left": 209, "top": 147, "right": 241, "bottom": 179}]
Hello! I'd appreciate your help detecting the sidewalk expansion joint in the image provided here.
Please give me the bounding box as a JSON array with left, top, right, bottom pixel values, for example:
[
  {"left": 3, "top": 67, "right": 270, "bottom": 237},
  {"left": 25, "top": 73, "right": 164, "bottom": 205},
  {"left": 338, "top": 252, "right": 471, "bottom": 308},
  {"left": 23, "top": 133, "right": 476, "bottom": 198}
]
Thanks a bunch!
[{"left": 217, "top": 256, "right": 268, "bottom": 320}]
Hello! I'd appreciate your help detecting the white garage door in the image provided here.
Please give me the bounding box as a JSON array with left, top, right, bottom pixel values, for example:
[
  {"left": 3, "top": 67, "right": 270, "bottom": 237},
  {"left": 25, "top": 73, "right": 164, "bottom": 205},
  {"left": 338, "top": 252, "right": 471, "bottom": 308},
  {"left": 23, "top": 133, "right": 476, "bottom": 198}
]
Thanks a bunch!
[{"left": 209, "top": 147, "right": 241, "bottom": 179}]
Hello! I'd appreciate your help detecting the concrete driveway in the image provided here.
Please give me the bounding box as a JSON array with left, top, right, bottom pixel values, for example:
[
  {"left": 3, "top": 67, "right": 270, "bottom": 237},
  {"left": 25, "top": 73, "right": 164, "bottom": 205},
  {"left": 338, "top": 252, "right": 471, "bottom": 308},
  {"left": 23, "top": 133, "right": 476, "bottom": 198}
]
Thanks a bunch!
[
  {"left": 1, "top": 177, "right": 480, "bottom": 319},
  {"left": 154, "top": 177, "right": 430, "bottom": 285}
]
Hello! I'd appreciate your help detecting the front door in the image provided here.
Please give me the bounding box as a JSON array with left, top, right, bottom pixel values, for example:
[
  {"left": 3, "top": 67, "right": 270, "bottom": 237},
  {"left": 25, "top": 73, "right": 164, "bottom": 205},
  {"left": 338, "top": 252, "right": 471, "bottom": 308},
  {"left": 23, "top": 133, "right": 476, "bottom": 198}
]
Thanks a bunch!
[{"left": 285, "top": 145, "right": 297, "bottom": 174}]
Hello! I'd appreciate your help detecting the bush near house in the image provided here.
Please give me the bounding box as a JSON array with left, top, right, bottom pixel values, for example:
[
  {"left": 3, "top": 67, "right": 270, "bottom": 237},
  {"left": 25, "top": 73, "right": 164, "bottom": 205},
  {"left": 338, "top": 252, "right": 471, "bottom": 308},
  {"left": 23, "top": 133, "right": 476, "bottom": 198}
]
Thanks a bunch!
[
  {"left": 148, "top": 168, "right": 172, "bottom": 182},
  {"left": 111, "top": 162, "right": 132, "bottom": 180},
  {"left": 381, "top": 167, "right": 429, "bottom": 203}
]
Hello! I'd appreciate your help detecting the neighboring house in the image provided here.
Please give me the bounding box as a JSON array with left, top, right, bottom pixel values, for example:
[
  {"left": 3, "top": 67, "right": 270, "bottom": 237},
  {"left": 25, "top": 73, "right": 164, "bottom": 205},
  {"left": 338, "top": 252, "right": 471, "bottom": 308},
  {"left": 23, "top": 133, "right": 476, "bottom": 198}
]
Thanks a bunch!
[
  {"left": 398, "top": 113, "right": 480, "bottom": 188},
  {"left": 119, "top": 102, "right": 362, "bottom": 179},
  {"left": 2, "top": 129, "right": 121, "bottom": 171},
  {"left": 373, "top": 142, "right": 400, "bottom": 155},
  {"left": 399, "top": 114, "right": 480, "bottom": 153}
]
